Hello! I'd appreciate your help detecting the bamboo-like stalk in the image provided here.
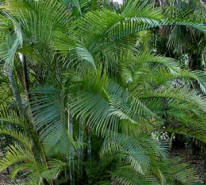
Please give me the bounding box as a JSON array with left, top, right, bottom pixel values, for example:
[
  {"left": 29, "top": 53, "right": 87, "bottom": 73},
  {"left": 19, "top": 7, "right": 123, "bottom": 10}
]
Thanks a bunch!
[
  {"left": 68, "top": 110, "right": 75, "bottom": 185},
  {"left": 18, "top": 53, "right": 31, "bottom": 102},
  {"left": 8, "top": 69, "right": 24, "bottom": 118},
  {"left": 78, "top": 119, "right": 84, "bottom": 177}
]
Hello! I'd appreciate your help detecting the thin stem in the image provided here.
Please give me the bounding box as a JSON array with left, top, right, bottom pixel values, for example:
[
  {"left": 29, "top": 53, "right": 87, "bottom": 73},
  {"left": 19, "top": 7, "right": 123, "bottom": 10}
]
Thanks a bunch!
[
  {"left": 68, "top": 110, "right": 75, "bottom": 185},
  {"left": 7, "top": 69, "right": 24, "bottom": 118}
]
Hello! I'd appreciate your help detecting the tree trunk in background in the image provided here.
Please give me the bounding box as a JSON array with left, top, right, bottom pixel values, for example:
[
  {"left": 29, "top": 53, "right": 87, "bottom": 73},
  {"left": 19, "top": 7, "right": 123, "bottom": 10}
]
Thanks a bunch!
[{"left": 8, "top": 70, "right": 24, "bottom": 118}]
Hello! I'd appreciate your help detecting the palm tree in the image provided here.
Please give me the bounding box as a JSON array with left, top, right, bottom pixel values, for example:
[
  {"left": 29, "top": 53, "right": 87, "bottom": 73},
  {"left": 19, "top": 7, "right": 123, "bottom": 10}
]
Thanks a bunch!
[
  {"left": 0, "top": 0, "right": 206, "bottom": 184},
  {"left": 154, "top": 0, "right": 206, "bottom": 69}
]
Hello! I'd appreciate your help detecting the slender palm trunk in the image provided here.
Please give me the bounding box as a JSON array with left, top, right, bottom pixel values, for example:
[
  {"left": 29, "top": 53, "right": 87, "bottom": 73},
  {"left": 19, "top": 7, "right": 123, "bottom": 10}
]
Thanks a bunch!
[
  {"left": 86, "top": 125, "right": 91, "bottom": 161},
  {"left": 81, "top": 125, "right": 89, "bottom": 185},
  {"left": 8, "top": 69, "right": 24, "bottom": 118},
  {"left": 159, "top": 0, "right": 165, "bottom": 6},
  {"left": 78, "top": 119, "right": 84, "bottom": 177},
  {"left": 68, "top": 111, "right": 75, "bottom": 185},
  {"left": 87, "top": 136, "right": 91, "bottom": 159},
  {"left": 18, "top": 53, "right": 31, "bottom": 101}
]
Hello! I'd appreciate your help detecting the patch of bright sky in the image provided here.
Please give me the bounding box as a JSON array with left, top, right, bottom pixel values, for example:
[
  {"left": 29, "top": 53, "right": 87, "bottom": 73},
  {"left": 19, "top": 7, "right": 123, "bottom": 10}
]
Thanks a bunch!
[{"left": 112, "top": 0, "right": 123, "bottom": 4}]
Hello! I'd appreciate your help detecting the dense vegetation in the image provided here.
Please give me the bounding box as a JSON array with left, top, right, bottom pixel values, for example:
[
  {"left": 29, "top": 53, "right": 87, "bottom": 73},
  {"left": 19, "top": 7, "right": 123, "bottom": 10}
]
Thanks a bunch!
[{"left": 0, "top": 0, "right": 205, "bottom": 184}]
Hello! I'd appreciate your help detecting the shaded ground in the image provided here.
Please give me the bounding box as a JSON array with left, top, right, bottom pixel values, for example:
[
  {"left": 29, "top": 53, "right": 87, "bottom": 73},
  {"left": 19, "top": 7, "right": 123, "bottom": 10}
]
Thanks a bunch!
[
  {"left": 0, "top": 170, "right": 22, "bottom": 185},
  {"left": 0, "top": 172, "right": 15, "bottom": 185},
  {"left": 170, "top": 148, "right": 205, "bottom": 183}
]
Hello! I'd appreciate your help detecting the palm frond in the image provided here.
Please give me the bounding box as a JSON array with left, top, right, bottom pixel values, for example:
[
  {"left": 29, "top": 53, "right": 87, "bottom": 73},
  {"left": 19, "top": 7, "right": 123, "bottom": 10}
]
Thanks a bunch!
[
  {"left": 0, "top": 145, "right": 35, "bottom": 172},
  {"left": 31, "top": 86, "right": 77, "bottom": 156},
  {"left": 0, "top": 129, "right": 32, "bottom": 151}
]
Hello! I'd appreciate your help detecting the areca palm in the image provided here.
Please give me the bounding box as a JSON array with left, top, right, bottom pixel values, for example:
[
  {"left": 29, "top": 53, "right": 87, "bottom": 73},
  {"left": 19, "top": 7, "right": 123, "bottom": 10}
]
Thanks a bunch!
[
  {"left": 155, "top": 0, "right": 206, "bottom": 69},
  {"left": 0, "top": 0, "right": 206, "bottom": 184}
]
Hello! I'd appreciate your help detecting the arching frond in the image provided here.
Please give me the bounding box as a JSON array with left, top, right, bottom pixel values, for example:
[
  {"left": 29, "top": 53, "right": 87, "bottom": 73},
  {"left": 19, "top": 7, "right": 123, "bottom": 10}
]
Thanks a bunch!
[
  {"left": 0, "top": 129, "right": 32, "bottom": 151},
  {"left": 69, "top": 69, "right": 156, "bottom": 136},
  {"left": 0, "top": 145, "right": 35, "bottom": 172},
  {"left": 31, "top": 86, "right": 78, "bottom": 156}
]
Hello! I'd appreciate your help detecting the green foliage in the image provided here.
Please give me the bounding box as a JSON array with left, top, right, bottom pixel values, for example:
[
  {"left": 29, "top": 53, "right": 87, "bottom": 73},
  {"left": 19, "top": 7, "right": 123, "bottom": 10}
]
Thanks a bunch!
[{"left": 0, "top": 0, "right": 205, "bottom": 184}]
